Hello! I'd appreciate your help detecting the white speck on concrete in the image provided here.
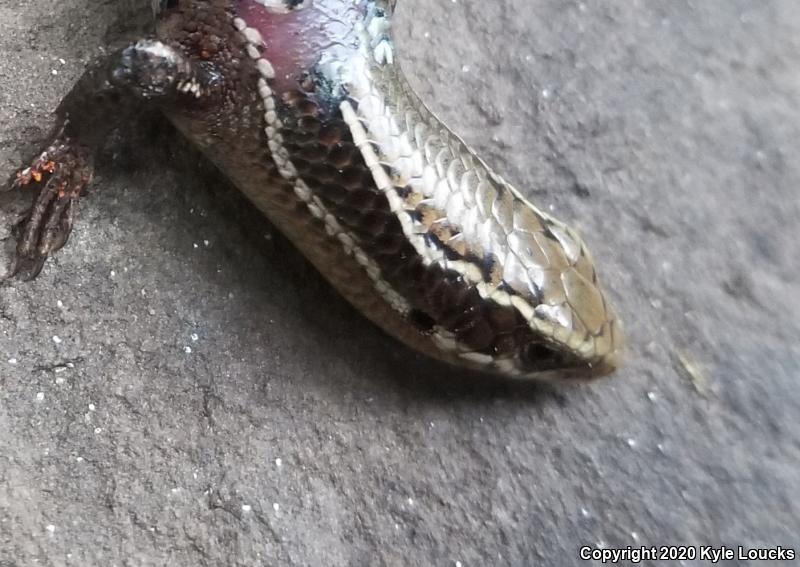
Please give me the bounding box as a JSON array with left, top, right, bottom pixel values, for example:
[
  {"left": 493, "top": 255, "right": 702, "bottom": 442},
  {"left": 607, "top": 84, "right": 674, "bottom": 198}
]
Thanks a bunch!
[
  {"left": 242, "top": 504, "right": 252, "bottom": 512},
  {"left": 275, "top": 458, "right": 282, "bottom": 467},
  {"left": 88, "top": 404, "right": 95, "bottom": 412},
  {"left": 407, "top": 498, "right": 414, "bottom": 506},
  {"left": 94, "top": 427, "right": 102, "bottom": 435},
  {"left": 36, "top": 392, "right": 44, "bottom": 402},
  {"left": 190, "top": 333, "right": 199, "bottom": 342},
  {"left": 647, "top": 391, "right": 657, "bottom": 402},
  {"left": 52, "top": 336, "right": 62, "bottom": 344},
  {"left": 627, "top": 438, "right": 637, "bottom": 448},
  {"left": 183, "top": 346, "right": 192, "bottom": 354},
  {"left": 8, "top": 358, "right": 17, "bottom": 365},
  {"left": 581, "top": 507, "right": 590, "bottom": 518},
  {"left": 631, "top": 531, "right": 640, "bottom": 542},
  {"left": 272, "top": 502, "right": 280, "bottom": 512},
  {"left": 46, "top": 524, "right": 55, "bottom": 534}
]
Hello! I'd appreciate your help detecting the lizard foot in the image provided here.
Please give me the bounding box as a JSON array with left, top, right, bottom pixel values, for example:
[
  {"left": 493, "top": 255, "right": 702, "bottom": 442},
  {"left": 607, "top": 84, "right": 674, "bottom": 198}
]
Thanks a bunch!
[{"left": 3, "top": 137, "right": 93, "bottom": 280}]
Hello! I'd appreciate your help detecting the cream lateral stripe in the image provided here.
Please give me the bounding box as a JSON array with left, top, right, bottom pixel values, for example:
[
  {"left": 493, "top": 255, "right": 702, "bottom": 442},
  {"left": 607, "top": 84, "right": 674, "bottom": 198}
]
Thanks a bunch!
[
  {"left": 234, "top": 18, "right": 412, "bottom": 316},
  {"left": 349, "top": 15, "right": 601, "bottom": 361},
  {"left": 341, "top": 98, "right": 516, "bottom": 360},
  {"left": 341, "top": 97, "right": 525, "bottom": 368}
]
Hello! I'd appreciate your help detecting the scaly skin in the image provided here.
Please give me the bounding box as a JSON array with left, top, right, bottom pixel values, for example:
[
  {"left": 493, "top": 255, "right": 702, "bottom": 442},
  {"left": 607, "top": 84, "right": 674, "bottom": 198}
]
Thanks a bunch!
[{"left": 3, "top": 0, "right": 623, "bottom": 380}]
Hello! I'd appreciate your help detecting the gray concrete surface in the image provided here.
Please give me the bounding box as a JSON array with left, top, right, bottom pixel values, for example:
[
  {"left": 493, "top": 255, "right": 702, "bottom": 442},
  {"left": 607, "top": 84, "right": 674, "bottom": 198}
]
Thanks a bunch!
[{"left": 1, "top": 0, "right": 799, "bottom": 565}]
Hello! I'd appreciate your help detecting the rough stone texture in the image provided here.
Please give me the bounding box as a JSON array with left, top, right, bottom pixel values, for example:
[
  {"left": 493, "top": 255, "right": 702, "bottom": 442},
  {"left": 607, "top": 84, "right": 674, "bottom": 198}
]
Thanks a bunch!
[{"left": 1, "top": 0, "right": 798, "bottom": 565}]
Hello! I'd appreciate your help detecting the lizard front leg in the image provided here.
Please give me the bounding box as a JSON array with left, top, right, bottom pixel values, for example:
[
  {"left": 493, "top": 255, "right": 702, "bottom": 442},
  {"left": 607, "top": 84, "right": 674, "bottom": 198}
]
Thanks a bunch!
[{"left": 3, "top": 40, "right": 223, "bottom": 279}]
